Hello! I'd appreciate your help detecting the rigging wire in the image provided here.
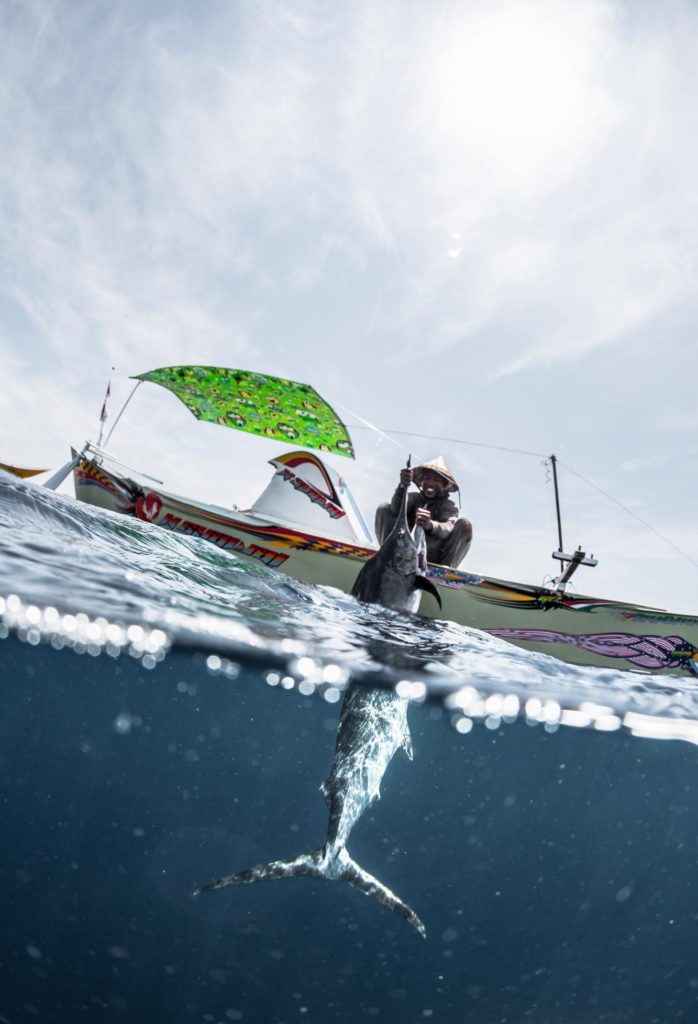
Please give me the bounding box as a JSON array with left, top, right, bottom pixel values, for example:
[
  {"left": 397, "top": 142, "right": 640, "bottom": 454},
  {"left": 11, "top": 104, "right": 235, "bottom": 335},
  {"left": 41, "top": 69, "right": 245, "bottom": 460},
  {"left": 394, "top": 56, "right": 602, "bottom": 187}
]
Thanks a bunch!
[
  {"left": 104, "top": 381, "right": 142, "bottom": 447},
  {"left": 347, "top": 423, "right": 547, "bottom": 460},
  {"left": 348, "top": 422, "right": 698, "bottom": 573},
  {"left": 558, "top": 460, "right": 698, "bottom": 571},
  {"left": 335, "top": 406, "right": 414, "bottom": 457}
]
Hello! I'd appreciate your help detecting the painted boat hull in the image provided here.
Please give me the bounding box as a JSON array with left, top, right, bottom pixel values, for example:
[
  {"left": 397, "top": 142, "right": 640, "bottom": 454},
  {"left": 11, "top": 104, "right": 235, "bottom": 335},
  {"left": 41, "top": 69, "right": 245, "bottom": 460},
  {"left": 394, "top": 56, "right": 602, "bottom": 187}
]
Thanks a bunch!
[{"left": 73, "top": 453, "right": 698, "bottom": 676}]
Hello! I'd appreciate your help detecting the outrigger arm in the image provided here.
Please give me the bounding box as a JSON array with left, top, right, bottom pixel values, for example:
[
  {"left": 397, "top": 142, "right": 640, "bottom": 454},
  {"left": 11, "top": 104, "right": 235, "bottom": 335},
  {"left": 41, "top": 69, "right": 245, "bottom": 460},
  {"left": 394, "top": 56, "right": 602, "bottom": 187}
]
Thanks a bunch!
[{"left": 43, "top": 444, "right": 89, "bottom": 491}]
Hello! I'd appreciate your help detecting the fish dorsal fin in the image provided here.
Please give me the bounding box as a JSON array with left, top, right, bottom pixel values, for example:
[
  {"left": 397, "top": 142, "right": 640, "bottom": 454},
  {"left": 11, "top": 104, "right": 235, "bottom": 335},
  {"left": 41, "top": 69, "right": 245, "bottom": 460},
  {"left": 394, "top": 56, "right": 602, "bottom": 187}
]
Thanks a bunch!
[
  {"left": 414, "top": 575, "right": 442, "bottom": 609},
  {"left": 350, "top": 556, "right": 386, "bottom": 602}
]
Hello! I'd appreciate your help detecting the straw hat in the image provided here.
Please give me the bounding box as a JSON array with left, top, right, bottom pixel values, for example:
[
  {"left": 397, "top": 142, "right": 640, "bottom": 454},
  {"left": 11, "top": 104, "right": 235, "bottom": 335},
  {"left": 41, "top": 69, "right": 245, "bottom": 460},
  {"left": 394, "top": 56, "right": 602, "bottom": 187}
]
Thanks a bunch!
[{"left": 413, "top": 456, "right": 458, "bottom": 493}]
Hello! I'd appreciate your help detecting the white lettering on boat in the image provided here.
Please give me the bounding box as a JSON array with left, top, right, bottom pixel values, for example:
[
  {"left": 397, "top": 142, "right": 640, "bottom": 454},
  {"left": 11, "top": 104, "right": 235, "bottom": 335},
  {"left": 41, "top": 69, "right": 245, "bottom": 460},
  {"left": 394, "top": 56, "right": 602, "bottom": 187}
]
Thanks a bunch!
[
  {"left": 280, "top": 466, "right": 345, "bottom": 519},
  {"left": 160, "top": 513, "right": 289, "bottom": 568}
]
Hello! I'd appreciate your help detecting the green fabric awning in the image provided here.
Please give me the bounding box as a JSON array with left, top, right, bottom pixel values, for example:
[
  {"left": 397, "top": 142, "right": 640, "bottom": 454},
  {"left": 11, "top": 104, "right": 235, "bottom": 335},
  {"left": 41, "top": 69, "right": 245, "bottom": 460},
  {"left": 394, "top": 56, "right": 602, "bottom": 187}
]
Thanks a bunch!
[{"left": 133, "top": 366, "right": 355, "bottom": 458}]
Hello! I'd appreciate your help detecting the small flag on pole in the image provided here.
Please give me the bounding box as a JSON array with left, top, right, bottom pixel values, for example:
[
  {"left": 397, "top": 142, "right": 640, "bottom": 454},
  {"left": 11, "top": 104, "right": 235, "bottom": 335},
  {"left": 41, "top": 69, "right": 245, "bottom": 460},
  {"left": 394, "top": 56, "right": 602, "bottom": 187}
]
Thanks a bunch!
[
  {"left": 100, "top": 381, "right": 111, "bottom": 422},
  {"left": 97, "top": 378, "right": 112, "bottom": 446}
]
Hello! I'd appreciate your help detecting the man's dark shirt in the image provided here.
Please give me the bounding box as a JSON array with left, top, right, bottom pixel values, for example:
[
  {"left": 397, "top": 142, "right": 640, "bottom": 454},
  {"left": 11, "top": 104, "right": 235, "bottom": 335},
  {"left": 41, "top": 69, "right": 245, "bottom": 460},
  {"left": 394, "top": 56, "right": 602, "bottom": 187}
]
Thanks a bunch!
[{"left": 388, "top": 485, "right": 463, "bottom": 562}]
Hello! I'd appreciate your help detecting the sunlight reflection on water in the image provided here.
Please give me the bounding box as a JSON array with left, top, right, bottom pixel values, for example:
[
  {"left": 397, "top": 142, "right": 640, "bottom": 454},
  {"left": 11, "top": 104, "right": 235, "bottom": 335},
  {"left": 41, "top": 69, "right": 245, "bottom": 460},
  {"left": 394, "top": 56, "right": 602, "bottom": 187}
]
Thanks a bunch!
[{"left": 4, "top": 591, "right": 698, "bottom": 748}]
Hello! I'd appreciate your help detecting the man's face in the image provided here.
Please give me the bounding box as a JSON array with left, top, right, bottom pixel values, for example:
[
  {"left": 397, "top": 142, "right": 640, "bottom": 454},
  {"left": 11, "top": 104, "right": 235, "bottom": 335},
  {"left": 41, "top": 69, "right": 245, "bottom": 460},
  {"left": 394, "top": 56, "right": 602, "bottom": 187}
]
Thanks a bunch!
[{"left": 419, "top": 470, "right": 448, "bottom": 499}]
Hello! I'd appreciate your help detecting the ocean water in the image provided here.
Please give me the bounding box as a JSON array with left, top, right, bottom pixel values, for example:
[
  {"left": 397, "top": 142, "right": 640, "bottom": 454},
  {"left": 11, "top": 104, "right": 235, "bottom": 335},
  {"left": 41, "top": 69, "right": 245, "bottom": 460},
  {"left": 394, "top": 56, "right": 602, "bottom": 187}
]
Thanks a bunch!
[{"left": 2, "top": 469, "right": 698, "bottom": 1024}]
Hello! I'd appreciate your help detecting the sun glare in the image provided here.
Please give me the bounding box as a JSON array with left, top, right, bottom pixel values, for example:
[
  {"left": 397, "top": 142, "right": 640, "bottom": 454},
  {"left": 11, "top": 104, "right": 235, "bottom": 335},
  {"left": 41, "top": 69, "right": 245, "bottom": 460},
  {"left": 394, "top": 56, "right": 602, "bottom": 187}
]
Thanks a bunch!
[{"left": 423, "top": 3, "right": 609, "bottom": 171}]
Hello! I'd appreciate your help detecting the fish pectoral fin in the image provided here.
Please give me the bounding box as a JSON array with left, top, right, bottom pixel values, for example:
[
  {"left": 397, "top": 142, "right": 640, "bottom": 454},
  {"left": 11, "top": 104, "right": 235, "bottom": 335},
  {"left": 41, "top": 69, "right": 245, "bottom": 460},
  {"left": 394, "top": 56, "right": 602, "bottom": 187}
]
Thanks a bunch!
[
  {"left": 337, "top": 852, "right": 426, "bottom": 938},
  {"left": 401, "top": 724, "right": 414, "bottom": 760},
  {"left": 195, "top": 849, "right": 325, "bottom": 894},
  {"left": 414, "top": 576, "right": 441, "bottom": 609}
]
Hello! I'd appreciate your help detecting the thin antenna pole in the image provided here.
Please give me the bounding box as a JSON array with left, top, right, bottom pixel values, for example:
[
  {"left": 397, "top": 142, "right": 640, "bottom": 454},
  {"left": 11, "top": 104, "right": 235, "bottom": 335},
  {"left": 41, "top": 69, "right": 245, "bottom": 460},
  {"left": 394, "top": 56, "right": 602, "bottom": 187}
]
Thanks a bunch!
[
  {"left": 104, "top": 381, "right": 143, "bottom": 447},
  {"left": 550, "top": 454, "right": 564, "bottom": 555}
]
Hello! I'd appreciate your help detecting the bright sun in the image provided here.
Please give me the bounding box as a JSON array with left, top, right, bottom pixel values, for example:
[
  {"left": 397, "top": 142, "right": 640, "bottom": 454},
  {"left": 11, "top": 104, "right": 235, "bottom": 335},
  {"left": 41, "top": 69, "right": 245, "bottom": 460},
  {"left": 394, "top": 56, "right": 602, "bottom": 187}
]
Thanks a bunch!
[{"left": 421, "top": 2, "right": 611, "bottom": 173}]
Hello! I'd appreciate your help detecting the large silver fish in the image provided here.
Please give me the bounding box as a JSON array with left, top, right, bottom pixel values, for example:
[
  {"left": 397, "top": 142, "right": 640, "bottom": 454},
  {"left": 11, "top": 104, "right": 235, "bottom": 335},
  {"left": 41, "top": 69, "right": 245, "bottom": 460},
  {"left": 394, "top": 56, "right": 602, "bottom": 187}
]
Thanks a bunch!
[
  {"left": 350, "top": 479, "right": 441, "bottom": 613},
  {"left": 196, "top": 480, "right": 441, "bottom": 937}
]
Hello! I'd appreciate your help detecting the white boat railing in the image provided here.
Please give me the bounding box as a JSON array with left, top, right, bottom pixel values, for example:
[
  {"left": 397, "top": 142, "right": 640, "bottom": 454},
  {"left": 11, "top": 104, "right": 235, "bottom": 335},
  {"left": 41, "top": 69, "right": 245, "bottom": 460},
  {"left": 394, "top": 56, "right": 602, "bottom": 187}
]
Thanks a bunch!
[{"left": 43, "top": 440, "right": 164, "bottom": 491}]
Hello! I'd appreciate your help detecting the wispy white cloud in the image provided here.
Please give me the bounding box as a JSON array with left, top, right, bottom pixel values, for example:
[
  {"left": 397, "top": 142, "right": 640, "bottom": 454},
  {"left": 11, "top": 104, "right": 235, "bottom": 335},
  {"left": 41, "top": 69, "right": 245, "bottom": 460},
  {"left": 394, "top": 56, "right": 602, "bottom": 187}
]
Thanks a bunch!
[
  {"left": 620, "top": 455, "right": 663, "bottom": 474},
  {"left": 312, "top": 0, "right": 698, "bottom": 369},
  {"left": 4, "top": 0, "right": 698, "bottom": 376},
  {"left": 655, "top": 410, "right": 698, "bottom": 434}
]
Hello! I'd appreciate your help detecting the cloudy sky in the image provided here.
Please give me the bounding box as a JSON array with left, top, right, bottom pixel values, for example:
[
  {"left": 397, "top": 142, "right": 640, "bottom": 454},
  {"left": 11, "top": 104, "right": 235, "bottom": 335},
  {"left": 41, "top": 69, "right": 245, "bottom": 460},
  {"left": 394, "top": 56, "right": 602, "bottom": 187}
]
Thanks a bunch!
[{"left": 2, "top": 0, "right": 698, "bottom": 611}]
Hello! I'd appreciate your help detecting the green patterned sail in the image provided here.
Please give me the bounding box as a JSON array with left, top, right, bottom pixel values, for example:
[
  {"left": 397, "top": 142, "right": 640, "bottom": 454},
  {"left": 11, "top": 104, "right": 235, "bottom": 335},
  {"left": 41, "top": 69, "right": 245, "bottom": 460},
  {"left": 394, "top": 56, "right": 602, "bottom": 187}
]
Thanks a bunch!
[{"left": 133, "top": 366, "right": 355, "bottom": 459}]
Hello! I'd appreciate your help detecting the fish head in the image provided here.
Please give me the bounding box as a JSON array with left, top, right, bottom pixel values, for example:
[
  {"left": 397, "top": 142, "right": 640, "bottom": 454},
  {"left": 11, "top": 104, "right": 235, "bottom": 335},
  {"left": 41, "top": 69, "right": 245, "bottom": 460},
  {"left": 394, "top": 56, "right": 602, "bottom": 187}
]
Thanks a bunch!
[
  {"left": 381, "top": 489, "right": 441, "bottom": 611},
  {"left": 351, "top": 484, "right": 442, "bottom": 612},
  {"left": 390, "top": 520, "right": 427, "bottom": 576},
  {"left": 387, "top": 487, "right": 428, "bottom": 576}
]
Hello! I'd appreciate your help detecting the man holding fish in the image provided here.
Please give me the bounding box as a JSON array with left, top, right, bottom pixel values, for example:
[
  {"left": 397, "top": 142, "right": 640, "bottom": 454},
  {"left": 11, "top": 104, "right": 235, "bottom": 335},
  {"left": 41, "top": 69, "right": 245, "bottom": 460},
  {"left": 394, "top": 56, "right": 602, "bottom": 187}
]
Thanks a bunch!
[{"left": 375, "top": 456, "right": 472, "bottom": 568}]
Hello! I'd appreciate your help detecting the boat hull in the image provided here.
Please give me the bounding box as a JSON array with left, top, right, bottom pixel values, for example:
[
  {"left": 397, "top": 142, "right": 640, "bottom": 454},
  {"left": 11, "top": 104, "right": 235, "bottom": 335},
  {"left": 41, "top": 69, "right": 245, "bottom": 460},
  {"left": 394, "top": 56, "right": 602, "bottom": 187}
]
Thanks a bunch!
[{"left": 73, "top": 454, "right": 698, "bottom": 676}]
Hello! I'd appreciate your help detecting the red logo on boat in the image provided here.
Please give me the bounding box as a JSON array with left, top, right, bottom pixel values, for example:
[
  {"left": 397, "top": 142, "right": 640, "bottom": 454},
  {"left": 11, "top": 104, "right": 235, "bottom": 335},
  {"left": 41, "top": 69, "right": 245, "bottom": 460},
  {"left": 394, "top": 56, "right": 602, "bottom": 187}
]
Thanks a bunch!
[{"left": 136, "top": 491, "right": 163, "bottom": 523}]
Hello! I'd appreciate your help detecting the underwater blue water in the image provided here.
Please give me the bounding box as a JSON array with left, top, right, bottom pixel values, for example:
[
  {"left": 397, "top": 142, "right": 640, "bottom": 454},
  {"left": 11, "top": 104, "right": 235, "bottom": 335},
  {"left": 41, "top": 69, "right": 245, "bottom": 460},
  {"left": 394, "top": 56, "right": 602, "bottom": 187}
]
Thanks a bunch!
[{"left": 2, "top": 470, "right": 698, "bottom": 1023}]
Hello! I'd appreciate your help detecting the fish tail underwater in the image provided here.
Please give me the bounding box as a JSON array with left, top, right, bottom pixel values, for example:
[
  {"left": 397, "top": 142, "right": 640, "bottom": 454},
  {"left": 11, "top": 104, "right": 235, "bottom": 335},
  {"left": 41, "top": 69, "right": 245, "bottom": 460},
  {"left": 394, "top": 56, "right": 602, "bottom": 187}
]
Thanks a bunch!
[
  {"left": 197, "top": 489, "right": 434, "bottom": 938},
  {"left": 4, "top": 469, "right": 698, "bottom": 1022},
  {"left": 196, "top": 840, "right": 427, "bottom": 939}
]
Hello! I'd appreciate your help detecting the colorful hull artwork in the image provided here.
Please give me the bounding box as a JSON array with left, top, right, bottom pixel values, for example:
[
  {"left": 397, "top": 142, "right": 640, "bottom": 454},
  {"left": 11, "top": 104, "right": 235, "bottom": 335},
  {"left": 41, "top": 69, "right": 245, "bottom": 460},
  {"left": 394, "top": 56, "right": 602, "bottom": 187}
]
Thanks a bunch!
[{"left": 73, "top": 451, "right": 698, "bottom": 677}]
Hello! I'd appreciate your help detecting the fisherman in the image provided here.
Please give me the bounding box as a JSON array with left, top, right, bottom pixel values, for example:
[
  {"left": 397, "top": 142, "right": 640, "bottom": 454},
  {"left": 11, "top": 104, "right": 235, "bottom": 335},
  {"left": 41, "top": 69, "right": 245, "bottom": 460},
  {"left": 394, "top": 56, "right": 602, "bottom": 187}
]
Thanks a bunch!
[{"left": 375, "top": 457, "right": 472, "bottom": 568}]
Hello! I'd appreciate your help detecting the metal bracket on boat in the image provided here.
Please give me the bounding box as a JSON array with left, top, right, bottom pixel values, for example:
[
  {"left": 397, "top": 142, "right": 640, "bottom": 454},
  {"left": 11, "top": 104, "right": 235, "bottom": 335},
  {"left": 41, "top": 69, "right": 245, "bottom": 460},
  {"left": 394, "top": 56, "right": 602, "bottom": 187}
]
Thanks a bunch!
[{"left": 551, "top": 547, "right": 598, "bottom": 592}]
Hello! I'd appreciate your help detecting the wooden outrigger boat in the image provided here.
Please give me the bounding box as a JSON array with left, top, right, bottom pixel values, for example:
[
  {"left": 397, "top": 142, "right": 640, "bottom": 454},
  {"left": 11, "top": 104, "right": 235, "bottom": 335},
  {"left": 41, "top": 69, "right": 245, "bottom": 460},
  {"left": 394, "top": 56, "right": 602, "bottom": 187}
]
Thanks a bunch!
[{"left": 54, "top": 365, "right": 698, "bottom": 677}]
